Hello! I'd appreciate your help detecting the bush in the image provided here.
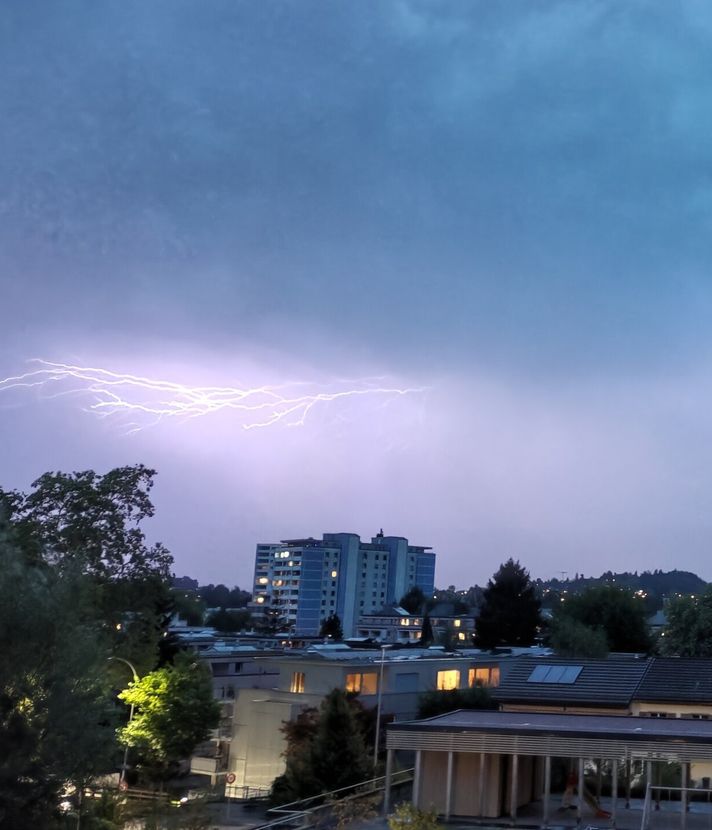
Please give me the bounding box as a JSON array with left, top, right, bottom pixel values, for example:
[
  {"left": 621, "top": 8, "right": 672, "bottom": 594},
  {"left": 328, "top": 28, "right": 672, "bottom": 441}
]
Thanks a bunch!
[{"left": 388, "top": 802, "right": 441, "bottom": 830}]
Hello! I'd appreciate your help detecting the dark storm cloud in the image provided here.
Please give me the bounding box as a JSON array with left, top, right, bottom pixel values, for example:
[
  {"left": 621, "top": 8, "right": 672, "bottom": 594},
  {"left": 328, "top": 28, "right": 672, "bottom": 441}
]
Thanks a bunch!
[
  {"left": 3, "top": 0, "right": 712, "bottom": 372},
  {"left": 4, "top": 2, "right": 712, "bottom": 584}
]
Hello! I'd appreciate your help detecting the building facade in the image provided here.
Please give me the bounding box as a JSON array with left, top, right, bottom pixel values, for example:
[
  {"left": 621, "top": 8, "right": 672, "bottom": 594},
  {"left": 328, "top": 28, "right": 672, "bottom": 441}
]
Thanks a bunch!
[
  {"left": 251, "top": 531, "right": 436, "bottom": 637},
  {"left": 226, "top": 645, "right": 512, "bottom": 794}
]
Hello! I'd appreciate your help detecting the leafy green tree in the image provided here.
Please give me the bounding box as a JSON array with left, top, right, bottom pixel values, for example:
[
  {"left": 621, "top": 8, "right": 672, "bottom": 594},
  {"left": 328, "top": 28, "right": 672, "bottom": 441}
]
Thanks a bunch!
[
  {"left": 206, "top": 607, "right": 251, "bottom": 633},
  {"left": 1, "top": 465, "right": 172, "bottom": 580},
  {"left": 199, "top": 583, "right": 251, "bottom": 608},
  {"left": 118, "top": 652, "right": 220, "bottom": 782},
  {"left": 1, "top": 465, "right": 175, "bottom": 674},
  {"left": 256, "top": 603, "right": 290, "bottom": 635},
  {"left": 661, "top": 587, "right": 712, "bottom": 657},
  {"left": 309, "top": 689, "right": 371, "bottom": 792},
  {"left": 474, "top": 559, "right": 541, "bottom": 648},
  {"left": 0, "top": 512, "right": 117, "bottom": 829},
  {"left": 271, "top": 690, "right": 371, "bottom": 804},
  {"left": 417, "top": 685, "right": 495, "bottom": 719},
  {"left": 556, "top": 585, "right": 652, "bottom": 653},
  {"left": 171, "top": 590, "right": 206, "bottom": 626},
  {"left": 399, "top": 585, "right": 426, "bottom": 613},
  {"left": 548, "top": 615, "right": 609, "bottom": 658},
  {"left": 319, "top": 612, "right": 343, "bottom": 641}
]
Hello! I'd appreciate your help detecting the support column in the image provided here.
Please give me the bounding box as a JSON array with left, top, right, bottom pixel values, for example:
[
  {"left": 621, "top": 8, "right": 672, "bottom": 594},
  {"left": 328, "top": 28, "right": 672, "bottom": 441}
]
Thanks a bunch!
[
  {"left": 577, "top": 757, "right": 584, "bottom": 826},
  {"left": 626, "top": 760, "right": 632, "bottom": 809},
  {"left": 412, "top": 751, "right": 422, "bottom": 808},
  {"left": 681, "top": 762, "right": 689, "bottom": 830},
  {"left": 510, "top": 754, "right": 519, "bottom": 823},
  {"left": 383, "top": 749, "right": 394, "bottom": 816},
  {"left": 611, "top": 759, "right": 618, "bottom": 828},
  {"left": 542, "top": 754, "right": 551, "bottom": 829},
  {"left": 478, "top": 752, "right": 486, "bottom": 818},
  {"left": 444, "top": 751, "right": 454, "bottom": 821}
]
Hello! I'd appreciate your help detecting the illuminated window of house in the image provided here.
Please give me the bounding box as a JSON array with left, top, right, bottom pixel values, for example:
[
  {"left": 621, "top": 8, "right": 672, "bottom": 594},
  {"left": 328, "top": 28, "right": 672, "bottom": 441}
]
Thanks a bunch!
[
  {"left": 290, "top": 672, "right": 305, "bottom": 693},
  {"left": 469, "top": 667, "right": 491, "bottom": 687},
  {"left": 345, "top": 672, "right": 378, "bottom": 694},
  {"left": 453, "top": 619, "right": 461, "bottom": 628},
  {"left": 458, "top": 632, "right": 466, "bottom": 641},
  {"left": 436, "top": 670, "right": 460, "bottom": 691},
  {"left": 490, "top": 667, "right": 500, "bottom": 687}
]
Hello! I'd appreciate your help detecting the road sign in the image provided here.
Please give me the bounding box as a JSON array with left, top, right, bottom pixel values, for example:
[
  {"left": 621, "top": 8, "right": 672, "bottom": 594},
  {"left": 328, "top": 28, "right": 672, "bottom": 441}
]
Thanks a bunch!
[{"left": 226, "top": 773, "right": 236, "bottom": 784}]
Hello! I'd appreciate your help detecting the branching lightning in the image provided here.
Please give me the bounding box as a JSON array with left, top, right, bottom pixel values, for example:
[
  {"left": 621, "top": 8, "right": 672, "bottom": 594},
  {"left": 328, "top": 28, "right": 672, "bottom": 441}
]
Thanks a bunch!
[{"left": 0, "top": 359, "right": 423, "bottom": 433}]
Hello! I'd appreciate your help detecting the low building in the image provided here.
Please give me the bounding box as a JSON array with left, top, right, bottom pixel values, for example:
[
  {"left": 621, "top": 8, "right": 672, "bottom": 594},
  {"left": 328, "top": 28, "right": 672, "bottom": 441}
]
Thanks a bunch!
[
  {"left": 357, "top": 603, "right": 475, "bottom": 646},
  {"left": 386, "top": 709, "right": 712, "bottom": 826},
  {"left": 182, "top": 638, "right": 281, "bottom": 784},
  {"left": 225, "top": 645, "right": 518, "bottom": 795}
]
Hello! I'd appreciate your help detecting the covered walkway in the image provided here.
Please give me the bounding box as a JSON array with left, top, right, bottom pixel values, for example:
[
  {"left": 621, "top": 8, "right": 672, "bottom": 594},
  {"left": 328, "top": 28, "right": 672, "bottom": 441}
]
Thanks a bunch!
[{"left": 385, "top": 710, "right": 712, "bottom": 828}]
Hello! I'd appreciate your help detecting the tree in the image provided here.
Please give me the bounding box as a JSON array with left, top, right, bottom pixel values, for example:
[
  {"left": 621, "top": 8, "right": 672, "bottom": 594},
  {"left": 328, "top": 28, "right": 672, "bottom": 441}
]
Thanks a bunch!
[
  {"left": 399, "top": 586, "right": 426, "bottom": 614},
  {"left": 420, "top": 613, "right": 434, "bottom": 646},
  {"left": 389, "top": 803, "right": 441, "bottom": 830},
  {"left": 206, "top": 607, "right": 251, "bottom": 633},
  {"left": 1, "top": 466, "right": 175, "bottom": 674},
  {"left": 118, "top": 652, "right": 220, "bottom": 782},
  {"left": 271, "top": 690, "right": 371, "bottom": 804},
  {"left": 556, "top": 585, "right": 652, "bottom": 653},
  {"left": 199, "top": 583, "right": 251, "bottom": 608},
  {"left": 309, "top": 690, "right": 371, "bottom": 792},
  {"left": 319, "top": 613, "right": 343, "bottom": 641},
  {"left": 548, "top": 616, "right": 609, "bottom": 659},
  {"left": 1, "top": 465, "right": 172, "bottom": 581},
  {"left": 0, "top": 511, "right": 117, "bottom": 829},
  {"left": 661, "top": 587, "right": 712, "bottom": 657},
  {"left": 256, "top": 604, "right": 290, "bottom": 636},
  {"left": 474, "top": 559, "right": 541, "bottom": 649},
  {"left": 171, "top": 590, "right": 206, "bottom": 626}
]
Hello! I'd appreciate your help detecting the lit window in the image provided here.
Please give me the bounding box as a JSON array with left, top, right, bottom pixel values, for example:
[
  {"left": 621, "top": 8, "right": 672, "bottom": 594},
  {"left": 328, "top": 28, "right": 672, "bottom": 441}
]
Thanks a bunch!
[
  {"left": 256, "top": 596, "right": 265, "bottom": 604},
  {"left": 290, "top": 672, "right": 305, "bottom": 693},
  {"left": 453, "top": 619, "right": 461, "bottom": 628},
  {"left": 331, "top": 570, "right": 338, "bottom": 578},
  {"left": 258, "top": 577, "right": 269, "bottom": 584},
  {"left": 469, "top": 667, "right": 491, "bottom": 687},
  {"left": 345, "top": 672, "right": 378, "bottom": 694},
  {"left": 361, "top": 672, "right": 378, "bottom": 694},
  {"left": 490, "top": 667, "right": 500, "bottom": 687},
  {"left": 458, "top": 632, "right": 466, "bottom": 641},
  {"left": 436, "top": 670, "right": 460, "bottom": 691}
]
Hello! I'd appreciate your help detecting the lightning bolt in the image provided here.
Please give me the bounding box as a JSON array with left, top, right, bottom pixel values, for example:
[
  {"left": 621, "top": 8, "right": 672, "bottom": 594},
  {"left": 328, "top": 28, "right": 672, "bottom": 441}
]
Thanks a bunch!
[{"left": 0, "top": 359, "right": 424, "bottom": 433}]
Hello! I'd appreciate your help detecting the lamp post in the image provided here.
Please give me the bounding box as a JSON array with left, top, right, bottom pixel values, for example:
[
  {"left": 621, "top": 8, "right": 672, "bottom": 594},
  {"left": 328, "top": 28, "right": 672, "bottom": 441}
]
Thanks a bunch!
[
  {"left": 373, "top": 644, "right": 389, "bottom": 772},
  {"left": 108, "top": 657, "right": 139, "bottom": 786}
]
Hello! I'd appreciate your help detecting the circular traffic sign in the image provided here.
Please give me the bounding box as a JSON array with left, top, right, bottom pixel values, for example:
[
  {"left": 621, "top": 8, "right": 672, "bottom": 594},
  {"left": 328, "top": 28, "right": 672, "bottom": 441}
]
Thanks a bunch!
[{"left": 226, "top": 773, "right": 236, "bottom": 784}]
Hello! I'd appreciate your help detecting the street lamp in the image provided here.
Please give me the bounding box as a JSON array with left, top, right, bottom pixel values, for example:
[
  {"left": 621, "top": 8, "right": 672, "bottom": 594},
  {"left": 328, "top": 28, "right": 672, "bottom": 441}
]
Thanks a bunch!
[
  {"left": 108, "top": 657, "right": 139, "bottom": 786},
  {"left": 373, "top": 644, "right": 390, "bottom": 771}
]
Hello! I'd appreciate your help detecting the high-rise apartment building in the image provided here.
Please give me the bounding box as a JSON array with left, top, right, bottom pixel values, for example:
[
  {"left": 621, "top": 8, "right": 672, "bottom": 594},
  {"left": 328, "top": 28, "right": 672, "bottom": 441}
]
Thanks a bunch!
[{"left": 251, "top": 531, "right": 436, "bottom": 637}]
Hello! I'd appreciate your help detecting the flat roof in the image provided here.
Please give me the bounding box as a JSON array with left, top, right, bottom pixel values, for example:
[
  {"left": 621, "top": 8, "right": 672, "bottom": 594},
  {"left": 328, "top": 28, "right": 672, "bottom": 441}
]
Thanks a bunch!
[{"left": 389, "top": 709, "right": 712, "bottom": 744}]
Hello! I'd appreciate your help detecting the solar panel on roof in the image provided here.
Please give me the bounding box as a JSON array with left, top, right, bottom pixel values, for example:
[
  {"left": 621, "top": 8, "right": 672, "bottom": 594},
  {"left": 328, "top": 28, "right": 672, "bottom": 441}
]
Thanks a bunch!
[
  {"left": 527, "top": 664, "right": 583, "bottom": 684},
  {"left": 528, "top": 665, "right": 550, "bottom": 682},
  {"left": 560, "top": 666, "right": 583, "bottom": 683}
]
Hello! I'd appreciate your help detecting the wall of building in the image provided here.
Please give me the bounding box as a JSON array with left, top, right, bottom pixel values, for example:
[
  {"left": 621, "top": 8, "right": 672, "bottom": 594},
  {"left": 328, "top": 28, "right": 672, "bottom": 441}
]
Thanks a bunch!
[{"left": 418, "top": 751, "right": 507, "bottom": 818}]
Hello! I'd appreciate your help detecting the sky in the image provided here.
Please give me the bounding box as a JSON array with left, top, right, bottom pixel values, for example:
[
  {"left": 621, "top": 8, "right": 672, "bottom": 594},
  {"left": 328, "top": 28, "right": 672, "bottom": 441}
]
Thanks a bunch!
[{"left": 2, "top": 1, "right": 712, "bottom": 587}]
